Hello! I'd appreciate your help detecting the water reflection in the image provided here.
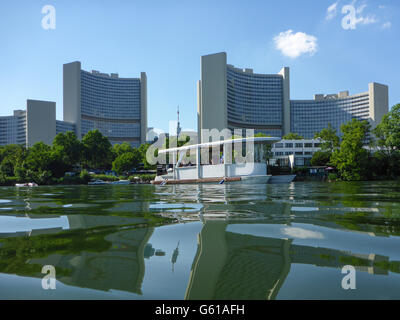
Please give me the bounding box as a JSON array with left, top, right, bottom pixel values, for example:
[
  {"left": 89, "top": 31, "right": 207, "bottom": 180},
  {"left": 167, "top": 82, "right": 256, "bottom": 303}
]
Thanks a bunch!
[{"left": 0, "top": 181, "right": 399, "bottom": 299}]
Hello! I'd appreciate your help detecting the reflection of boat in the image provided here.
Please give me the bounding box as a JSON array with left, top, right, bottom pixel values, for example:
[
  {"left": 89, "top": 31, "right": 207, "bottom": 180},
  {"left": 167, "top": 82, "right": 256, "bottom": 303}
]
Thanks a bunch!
[
  {"left": 152, "top": 137, "right": 280, "bottom": 185},
  {"left": 15, "top": 182, "right": 38, "bottom": 187},
  {"left": 88, "top": 179, "right": 108, "bottom": 185},
  {"left": 111, "top": 180, "right": 131, "bottom": 185}
]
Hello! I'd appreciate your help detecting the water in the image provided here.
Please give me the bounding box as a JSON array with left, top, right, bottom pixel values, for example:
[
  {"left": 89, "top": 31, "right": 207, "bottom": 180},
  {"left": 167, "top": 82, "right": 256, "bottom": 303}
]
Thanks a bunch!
[{"left": 0, "top": 181, "right": 400, "bottom": 300}]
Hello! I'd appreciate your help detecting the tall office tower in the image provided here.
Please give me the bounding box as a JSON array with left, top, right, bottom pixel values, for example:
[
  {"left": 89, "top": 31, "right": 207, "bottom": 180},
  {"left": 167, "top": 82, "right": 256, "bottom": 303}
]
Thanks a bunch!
[
  {"left": 197, "top": 52, "right": 388, "bottom": 140},
  {"left": 290, "top": 83, "right": 389, "bottom": 138},
  {"left": 197, "top": 52, "right": 290, "bottom": 141},
  {"left": 63, "top": 61, "right": 147, "bottom": 147}
]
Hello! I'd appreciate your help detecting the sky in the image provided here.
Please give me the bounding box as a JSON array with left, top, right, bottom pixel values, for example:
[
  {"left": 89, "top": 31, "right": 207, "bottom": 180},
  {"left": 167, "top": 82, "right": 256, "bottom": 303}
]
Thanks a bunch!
[{"left": 0, "top": 0, "right": 398, "bottom": 133}]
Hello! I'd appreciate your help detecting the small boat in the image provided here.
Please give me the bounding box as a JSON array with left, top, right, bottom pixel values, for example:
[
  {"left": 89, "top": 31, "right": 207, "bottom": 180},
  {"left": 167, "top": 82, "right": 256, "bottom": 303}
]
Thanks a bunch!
[
  {"left": 88, "top": 179, "right": 108, "bottom": 185},
  {"left": 111, "top": 180, "right": 131, "bottom": 185},
  {"left": 152, "top": 136, "right": 281, "bottom": 185},
  {"left": 15, "top": 182, "right": 38, "bottom": 187}
]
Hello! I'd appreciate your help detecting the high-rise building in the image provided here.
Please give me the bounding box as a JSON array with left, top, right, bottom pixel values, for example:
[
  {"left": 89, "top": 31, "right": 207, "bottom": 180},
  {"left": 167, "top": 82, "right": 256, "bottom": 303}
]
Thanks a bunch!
[
  {"left": 63, "top": 61, "right": 147, "bottom": 147},
  {"left": 0, "top": 110, "right": 26, "bottom": 146},
  {"left": 197, "top": 52, "right": 388, "bottom": 140},
  {"left": 0, "top": 100, "right": 68, "bottom": 147}
]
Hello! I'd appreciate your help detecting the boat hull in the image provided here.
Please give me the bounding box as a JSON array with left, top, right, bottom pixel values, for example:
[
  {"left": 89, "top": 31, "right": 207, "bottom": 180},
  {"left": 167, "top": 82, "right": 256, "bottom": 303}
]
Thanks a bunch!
[{"left": 151, "top": 175, "right": 271, "bottom": 185}]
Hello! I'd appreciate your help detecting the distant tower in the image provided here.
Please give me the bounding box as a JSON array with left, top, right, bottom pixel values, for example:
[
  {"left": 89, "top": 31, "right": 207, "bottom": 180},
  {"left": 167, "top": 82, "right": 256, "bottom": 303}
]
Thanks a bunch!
[
  {"left": 171, "top": 241, "right": 180, "bottom": 272},
  {"left": 177, "top": 106, "right": 182, "bottom": 137}
]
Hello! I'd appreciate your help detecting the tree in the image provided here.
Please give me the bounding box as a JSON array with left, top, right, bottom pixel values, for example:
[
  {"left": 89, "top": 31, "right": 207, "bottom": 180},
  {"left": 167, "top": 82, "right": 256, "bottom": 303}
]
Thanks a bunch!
[
  {"left": 282, "top": 133, "right": 304, "bottom": 140},
  {"left": 0, "top": 144, "right": 28, "bottom": 178},
  {"left": 112, "top": 150, "right": 141, "bottom": 175},
  {"left": 24, "top": 142, "right": 56, "bottom": 184},
  {"left": 112, "top": 142, "right": 134, "bottom": 158},
  {"left": 314, "top": 123, "right": 340, "bottom": 153},
  {"left": 52, "top": 131, "right": 83, "bottom": 170},
  {"left": 311, "top": 151, "right": 332, "bottom": 167},
  {"left": 81, "top": 130, "right": 113, "bottom": 170},
  {"left": 374, "top": 104, "right": 400, "bottom": 155},
  {"left": 331, "top": 119, "right": 371, "bottom": 181}
]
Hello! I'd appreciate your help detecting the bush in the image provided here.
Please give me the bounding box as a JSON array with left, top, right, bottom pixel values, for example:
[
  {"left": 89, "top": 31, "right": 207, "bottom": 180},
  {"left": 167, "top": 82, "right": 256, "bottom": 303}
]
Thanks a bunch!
[
  {"left": 328, "top": 173, "right": 339, "bottom": 182},
  {"left": 91, "top": 174, "right": 119, "bottom": 182}
]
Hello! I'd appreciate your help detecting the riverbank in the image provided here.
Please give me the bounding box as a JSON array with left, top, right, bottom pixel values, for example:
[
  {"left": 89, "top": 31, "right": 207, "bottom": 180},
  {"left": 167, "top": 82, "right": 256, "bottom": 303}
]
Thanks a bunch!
[{"left": 0, "top": 173, "right": 156, "bottom": 186}]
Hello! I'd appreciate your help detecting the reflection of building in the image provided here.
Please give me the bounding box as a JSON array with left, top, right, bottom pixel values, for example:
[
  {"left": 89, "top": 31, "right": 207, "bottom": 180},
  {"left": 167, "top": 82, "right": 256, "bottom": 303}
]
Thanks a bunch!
[
  {"left": 197, "top": 52, "right": 388, "bottom": 140},
  {"left": 185, "top": 221, "right": 392, "bottom": 300},
  {"left": 26, "top": 215, "right": 154, "bottom": 295}
]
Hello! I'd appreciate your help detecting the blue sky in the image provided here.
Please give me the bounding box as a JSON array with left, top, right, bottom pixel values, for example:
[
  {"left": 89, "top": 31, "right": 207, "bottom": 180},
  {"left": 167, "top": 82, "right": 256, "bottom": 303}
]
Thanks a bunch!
[{"left": 0, "top": 0, "right": 398, "bottom": 132}]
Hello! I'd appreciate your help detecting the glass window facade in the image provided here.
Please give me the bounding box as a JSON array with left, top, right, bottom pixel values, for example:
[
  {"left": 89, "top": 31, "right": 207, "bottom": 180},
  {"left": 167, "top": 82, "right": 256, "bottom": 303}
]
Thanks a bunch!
[
  {"left": 56, "top": 120, "right": 76, "bottom": 135},
  {"left": 226, "top": 67, "right": 283, "bottom": 137},
  {"left": 80, "top": 71, "right": 142, "bottom": 147},
  {"left": 0, "top": 111, "right": 26, "bottom": 146},
  {"left": 290, "top": 94, "right": 370, "bottom": 139}
]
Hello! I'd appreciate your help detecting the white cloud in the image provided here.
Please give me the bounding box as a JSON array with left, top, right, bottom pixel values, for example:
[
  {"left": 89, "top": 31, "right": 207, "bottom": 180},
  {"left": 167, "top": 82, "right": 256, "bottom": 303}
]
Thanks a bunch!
[
  {"left": 381, "top": 21, "right": 391, "bottom": 29},
  {"left": 326, "top": 2, "right": 339, "bottom": 20},
  {"left": 273, "top": 30, "right": 318, "bottom": 59},
  {"left": 281, "top": 227, "right": 324, "bottom": 240}
]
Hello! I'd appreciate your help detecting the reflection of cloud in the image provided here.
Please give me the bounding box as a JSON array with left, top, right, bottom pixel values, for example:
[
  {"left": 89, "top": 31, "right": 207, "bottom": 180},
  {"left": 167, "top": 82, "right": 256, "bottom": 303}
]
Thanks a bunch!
[
  {"left": 281, "top": 227, "right": 324, "bottom": 239},
  {"left": 273, "top": 30, "right": 318, "bottom": 59},
  {"left": 326, "top": 2, "right": 339, "bottom": 20}
]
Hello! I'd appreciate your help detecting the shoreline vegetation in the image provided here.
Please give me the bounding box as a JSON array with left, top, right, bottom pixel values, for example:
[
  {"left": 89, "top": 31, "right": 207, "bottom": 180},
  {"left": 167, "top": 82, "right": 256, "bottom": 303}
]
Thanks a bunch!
[
  {"left": 0, "top": 129, "right": 157, "bottom": 186},
  {"left": 0, "top": 103, "right": 398, "bottom": 186}
]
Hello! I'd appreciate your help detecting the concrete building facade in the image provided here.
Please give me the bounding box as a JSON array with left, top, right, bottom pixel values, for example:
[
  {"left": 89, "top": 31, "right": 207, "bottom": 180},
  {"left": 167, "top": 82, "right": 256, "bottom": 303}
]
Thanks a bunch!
[
  {"left": 198, "top": 52, "right": 389, "bottom": 140},
  {"left": 63, "top": 61, "right": 147, "bottom": 147},
  {"left": 198, "top": 52, "right": 290, "bottom": 140}
]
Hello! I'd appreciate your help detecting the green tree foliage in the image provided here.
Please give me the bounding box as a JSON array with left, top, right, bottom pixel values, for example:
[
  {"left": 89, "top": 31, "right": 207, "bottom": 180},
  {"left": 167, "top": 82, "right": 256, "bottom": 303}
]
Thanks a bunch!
[
  {"left": 331, "top": 119, "right": 371, "bottom": 181},
  {"left": 138, "top": 143, "right": 156, "bottom": 169},
  {"left": 52, "top": 131, "right": 83, "bottom": 169},
  {"left": 310, "top": 151, "right": 332, "bottom": 167},
  {"left": 282, "top": 132, "right": 304, "bottom": 140},
  {"left": 81, "top": 130, "right": 113, "bottom": 170},
  {"left": 374, "top": 104, "right": 400, "bottom": 154},
  {"left": 112, "top": 150, "right": 142, "bottom": 175},
  {"left": 24, "top": 142, "right": 66, "bottom": 184},
  {"left": 112, "top": 142, "right": 134, "bottom": 158},
  {"left": 314, "top": 123, "right": 340, "bottom": 153}
]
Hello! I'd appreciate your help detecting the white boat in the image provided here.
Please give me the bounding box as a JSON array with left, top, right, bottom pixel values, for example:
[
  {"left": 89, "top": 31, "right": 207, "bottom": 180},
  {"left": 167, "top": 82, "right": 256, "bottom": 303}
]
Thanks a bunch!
[
  {"left": 152, "top": 136, "right": 280, "bottom": 185},
  {"left": 88, "top": 179, "right": 108, "bottom": 185},
  {"left": 15, "top": 182, "right": 38, "bottom": 187},
  {"left": 111, "top": 180, "right": 131, "bottom": 185}
]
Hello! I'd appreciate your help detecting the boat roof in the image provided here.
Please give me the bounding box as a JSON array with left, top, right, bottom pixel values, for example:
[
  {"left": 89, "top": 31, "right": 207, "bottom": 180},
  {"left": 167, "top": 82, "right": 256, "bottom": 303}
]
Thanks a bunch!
[{"left": 158, "top": 137, "right": 281, "bottom": 154}]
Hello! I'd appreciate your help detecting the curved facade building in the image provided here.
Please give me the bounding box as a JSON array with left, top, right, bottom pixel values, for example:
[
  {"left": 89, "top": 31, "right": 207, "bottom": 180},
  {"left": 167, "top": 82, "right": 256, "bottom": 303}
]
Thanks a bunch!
[
  {"left": 291, "top": 83, "right": 388, "bottom": 138},
  {"left": 64, "top": 61, "right": 147, "bottom": 147},
  {"left": 198, "top": 52, "right": 388, "bottom": 141},
  {"left": 226, "top": 66, "right": 284, "bottom": 137},
  {"left": 197, "top": 52, "right": 290, "bottom": 141}
]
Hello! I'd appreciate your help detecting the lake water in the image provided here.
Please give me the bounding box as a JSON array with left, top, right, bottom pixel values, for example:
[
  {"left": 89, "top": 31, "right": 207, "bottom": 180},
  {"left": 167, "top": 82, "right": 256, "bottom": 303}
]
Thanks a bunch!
[{"left": 0, "top": 181, "right": 400, "bottom": 300}]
